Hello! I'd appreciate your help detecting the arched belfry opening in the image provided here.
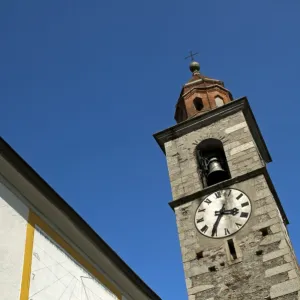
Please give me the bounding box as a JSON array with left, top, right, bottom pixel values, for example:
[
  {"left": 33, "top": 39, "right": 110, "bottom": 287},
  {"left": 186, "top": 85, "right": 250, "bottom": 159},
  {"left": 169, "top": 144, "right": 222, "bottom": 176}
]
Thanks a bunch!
[{"left": 196, "top": 138, "right": 231, "bottom": 186}]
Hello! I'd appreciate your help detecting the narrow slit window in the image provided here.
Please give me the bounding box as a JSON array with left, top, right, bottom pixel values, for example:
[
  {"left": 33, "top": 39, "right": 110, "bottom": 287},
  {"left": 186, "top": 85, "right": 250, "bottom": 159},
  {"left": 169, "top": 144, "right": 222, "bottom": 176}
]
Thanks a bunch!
[{"left": 228, "top": 239, "right": 237, "bottom": 260}]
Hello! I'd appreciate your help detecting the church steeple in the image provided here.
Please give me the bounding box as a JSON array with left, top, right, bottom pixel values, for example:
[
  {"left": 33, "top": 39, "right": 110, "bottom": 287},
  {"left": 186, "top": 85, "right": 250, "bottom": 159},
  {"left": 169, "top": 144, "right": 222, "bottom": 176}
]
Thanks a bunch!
[
  {"left": 154, "top": 59, "right": 300, "bottom": 300},
  {"left": 175, "top": 59, "right": 233, "bottom": 123}
]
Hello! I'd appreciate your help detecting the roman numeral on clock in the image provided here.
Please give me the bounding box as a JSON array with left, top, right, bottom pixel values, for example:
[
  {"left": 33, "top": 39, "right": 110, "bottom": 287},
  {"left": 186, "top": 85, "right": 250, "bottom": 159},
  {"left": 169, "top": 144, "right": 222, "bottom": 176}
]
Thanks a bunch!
[
  {"left": 201, "top": 225, "right": 209, "bottom": 233},
  {"left": 196, "top": 217, "right": 204, "bottom": 223},
  {"left": 212, "top": 230, "right": 217, "bottom": 237},
  {"left": 215, "top": 191, "right": 222, "bottom": 198},
  {"left": 235, "top": 223, "right": 242, "bottom": 228},
  {"left": 204, "top": 198, "right": 212, "bottom": 204},
  {"left": 224, "top": 228, "right": 230, "bottom": 235},
  {"left": 236, "top": 193, "right": 243, "bottom": 200},
  {"left": 198, "top": 208, "right": 206, "bottom": 213},
  {"left": 240, "top": 212, "right": 249, "bottom": 218},
  {"left": 241, "top": 202, "right": 250, "bottom": 207}
]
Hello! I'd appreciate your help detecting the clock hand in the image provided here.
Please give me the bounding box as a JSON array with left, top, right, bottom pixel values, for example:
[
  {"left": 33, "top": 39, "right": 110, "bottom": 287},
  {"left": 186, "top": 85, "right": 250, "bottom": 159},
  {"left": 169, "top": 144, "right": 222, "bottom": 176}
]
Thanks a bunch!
[
  {"left": 215, "top": 208, "right": 239, "bottom": 216},
  {"left": 211, "top": 204, "right": 225, "bottom": 237},
  {"left": 223, "top": 208, "right": 239, "bottom": 215}
]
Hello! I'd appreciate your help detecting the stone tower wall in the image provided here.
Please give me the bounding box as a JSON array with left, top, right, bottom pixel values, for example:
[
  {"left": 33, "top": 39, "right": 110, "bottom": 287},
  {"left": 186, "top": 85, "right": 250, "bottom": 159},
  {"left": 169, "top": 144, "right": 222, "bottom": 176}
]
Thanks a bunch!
[
  {"left": 162, "top": 107, "right": 300, "bottom": 299},
  {"left": 175, "top": 175, "right": 300, "bottom": 300}
]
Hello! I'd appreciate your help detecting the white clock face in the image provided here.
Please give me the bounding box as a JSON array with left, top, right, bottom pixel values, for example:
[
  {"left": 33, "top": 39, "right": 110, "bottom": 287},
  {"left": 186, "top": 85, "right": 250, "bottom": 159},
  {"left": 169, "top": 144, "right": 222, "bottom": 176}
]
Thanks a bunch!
[{"left": 194, "top": 189, "right": 251, "bottom": 238}]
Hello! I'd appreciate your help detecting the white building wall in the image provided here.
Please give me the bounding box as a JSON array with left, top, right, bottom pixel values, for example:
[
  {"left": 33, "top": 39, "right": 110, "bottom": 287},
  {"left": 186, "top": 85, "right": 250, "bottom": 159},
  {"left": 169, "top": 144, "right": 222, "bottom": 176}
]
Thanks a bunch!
[
  {"left": 0, "top": 177, "right": 127, "bottom": 300},
  {"left": 29, "top": 227, "right": 119, "bottom": 300},
  {"left": 0, "top": 181, "right": 29, "bottom": 300}
]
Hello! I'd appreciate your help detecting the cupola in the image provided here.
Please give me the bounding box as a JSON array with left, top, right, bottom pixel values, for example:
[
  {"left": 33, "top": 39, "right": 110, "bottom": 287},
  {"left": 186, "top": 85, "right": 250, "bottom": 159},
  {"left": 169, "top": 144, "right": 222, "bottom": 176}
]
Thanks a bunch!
[{"left": 175, "top": 60, "right": 233, "bottom": 123}]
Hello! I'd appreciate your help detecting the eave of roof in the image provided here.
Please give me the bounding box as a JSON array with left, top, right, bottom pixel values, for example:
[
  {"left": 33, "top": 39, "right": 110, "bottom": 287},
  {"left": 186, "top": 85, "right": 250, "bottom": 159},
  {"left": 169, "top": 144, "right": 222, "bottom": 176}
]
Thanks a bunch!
[{"left": 0, "top": 137, "right": 161, "bottom": 300}]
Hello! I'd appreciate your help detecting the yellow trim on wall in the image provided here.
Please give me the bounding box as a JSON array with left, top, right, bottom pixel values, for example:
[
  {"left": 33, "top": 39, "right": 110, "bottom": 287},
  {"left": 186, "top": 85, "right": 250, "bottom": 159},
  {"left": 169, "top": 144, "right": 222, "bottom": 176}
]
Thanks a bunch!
[
  {"left": 20, "top": 211, "right": 35, "bottom": 300},
  {"left": 20, "top": 210, "right": 122, "bottom": 300}
]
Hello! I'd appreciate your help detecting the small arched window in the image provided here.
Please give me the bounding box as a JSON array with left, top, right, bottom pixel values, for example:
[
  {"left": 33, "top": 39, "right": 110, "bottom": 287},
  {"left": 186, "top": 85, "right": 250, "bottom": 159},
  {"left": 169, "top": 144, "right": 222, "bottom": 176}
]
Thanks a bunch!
[
  {"left": 194, "top": 97, "right": 204, "bottom": 111},
  {"left": 215, "top": 96, "right": 224, "bottom": 107}
]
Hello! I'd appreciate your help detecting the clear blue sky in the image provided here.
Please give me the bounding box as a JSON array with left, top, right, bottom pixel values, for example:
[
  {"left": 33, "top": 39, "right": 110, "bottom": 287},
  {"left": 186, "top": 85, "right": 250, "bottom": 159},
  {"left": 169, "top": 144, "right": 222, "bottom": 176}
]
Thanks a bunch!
[{"left": 1, "top": 1, "right": 300, "bottom": 299}]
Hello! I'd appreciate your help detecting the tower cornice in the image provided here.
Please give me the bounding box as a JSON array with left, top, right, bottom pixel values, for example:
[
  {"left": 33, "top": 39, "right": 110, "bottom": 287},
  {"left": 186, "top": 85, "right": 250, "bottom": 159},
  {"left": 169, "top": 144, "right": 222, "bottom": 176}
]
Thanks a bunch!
[
  {"left": 167, "top": 166, "right": 288, "bottom": 225},
  {"left": 180, "top": 84, "right": 233, "bottom": 100}
]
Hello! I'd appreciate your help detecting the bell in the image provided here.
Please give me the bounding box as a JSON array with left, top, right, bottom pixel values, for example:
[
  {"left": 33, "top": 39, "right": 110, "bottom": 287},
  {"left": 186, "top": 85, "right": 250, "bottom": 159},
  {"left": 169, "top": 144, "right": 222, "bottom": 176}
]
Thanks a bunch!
[{"left": 206, "top": 157, "right": 228, "bottom": 186}]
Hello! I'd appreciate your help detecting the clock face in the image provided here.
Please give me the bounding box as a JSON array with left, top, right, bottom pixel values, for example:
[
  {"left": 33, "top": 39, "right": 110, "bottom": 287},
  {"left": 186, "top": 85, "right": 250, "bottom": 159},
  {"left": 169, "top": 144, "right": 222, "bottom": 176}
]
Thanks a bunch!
[{"left": 194, "top": 189, "right": 252, "bottom": 238}]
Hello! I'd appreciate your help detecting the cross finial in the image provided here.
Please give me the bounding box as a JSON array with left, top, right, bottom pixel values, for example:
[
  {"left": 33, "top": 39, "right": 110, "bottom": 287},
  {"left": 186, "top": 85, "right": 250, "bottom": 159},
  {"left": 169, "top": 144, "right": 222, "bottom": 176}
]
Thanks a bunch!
[
  {"left": 185, "top": 51, "right": 199, "bottom": 62},
  {"left": 185, "top": 51, "right": 200, "bottom": 74}
]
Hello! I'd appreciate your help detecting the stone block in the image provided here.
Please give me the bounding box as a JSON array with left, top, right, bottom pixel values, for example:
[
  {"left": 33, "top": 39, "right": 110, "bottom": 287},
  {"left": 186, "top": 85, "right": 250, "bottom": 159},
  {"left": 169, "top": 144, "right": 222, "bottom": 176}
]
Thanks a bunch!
[
  {"left": 186, "top": 265, "right": 209, "bottom": 277},
  {"left": 270, "top": 278, "right": 300, "bottom": 299},
  {"left": 169, "top": 171, "right": 181, "bottom": 182},
  {"left": 254, "top": 204, "right": 277, "bottom": 216},
  {"left": 268, "top": 210, "right": 278, "bottom": 219},
  {"left": 230, "top": 141, "right": 255, "bottom": 156},
  {"left": 225, "top": 121, "right": 247, "bottom": 134},
  {"left": 284, "top": 254, "right": 293, "bottom": 263},
  {"left": 231, "top": 152, "right": 258, "bottom": 164},
  {"left": 186, "top": 278, "right": 192, "bottom": 289},
  {"left": 182, "top": 250, "right": 197, "bottom": 262},
  {"left": 188, "top": 285, "right": 214, "bottom": 295},
  {"left": 270, "top": 224, "right": 281, "bottom": 234},
  {"left": 252, "top": 217, "right": 280, "bottom": 231},
  {"left": 260, "top": 233, "right": 283, "bottom": 246},
  {"left": 184, "top": 262, "right": 191, "bottom": 271},
  {"left": 171, "top": 177, "right": 184, "bottom": 186},
  {"left": 173, "top": 188, "right": 185, "bottom": 200},
  {"left": 263, "top": 247, "right": 290, "bottom": 262},
  {"left": 169, "top": 166, "right": 181, "bottom": 175},
  {"left": 183, "top": 238, "right": 196, "bottom": 247},
  {"left": 182, "top": 167, "right": 196, "bottom": 177},
  {"left": 289, "top": 269, "right": 298, "bottom": 280},
  {"left": 224, "top": 141, "right": 241, "bottom": 151},
  {"left": 230, "top": 141, "right": 256, "bottom": 154},
  {"left": 256, "top": 188, "right": 271, "bottom": 200},
  {"left": 265, "top": 262, "right": 293, "bottom": 277},
  {"left": 254, "top": 175, "right": 265, "bottom": 182},
  {"left": 179, "top": 232, "right": 185, "bottom": 241},
  {"left": 164, "top": 141, "right": 173, "bottom": 148},
  {"left": 279, "top": 240, "right": 288, "bottom": 249}
]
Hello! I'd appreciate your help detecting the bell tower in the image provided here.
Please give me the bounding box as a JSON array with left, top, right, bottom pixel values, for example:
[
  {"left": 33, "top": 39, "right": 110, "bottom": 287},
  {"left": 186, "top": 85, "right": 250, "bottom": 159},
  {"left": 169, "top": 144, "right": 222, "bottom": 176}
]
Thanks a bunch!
[{"left": 154, "top": 59, "right": 300, "bottom": 300}]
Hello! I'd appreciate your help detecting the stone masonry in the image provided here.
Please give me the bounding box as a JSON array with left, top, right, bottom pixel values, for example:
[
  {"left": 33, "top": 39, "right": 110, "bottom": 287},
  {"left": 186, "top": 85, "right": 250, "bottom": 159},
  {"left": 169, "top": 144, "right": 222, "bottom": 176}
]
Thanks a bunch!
[
  {"left": 175, "top": 175, "right": 300, "bottom": 299},
  {"left": 157, "top": 105, "right": 300, "bottom": 299}
]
